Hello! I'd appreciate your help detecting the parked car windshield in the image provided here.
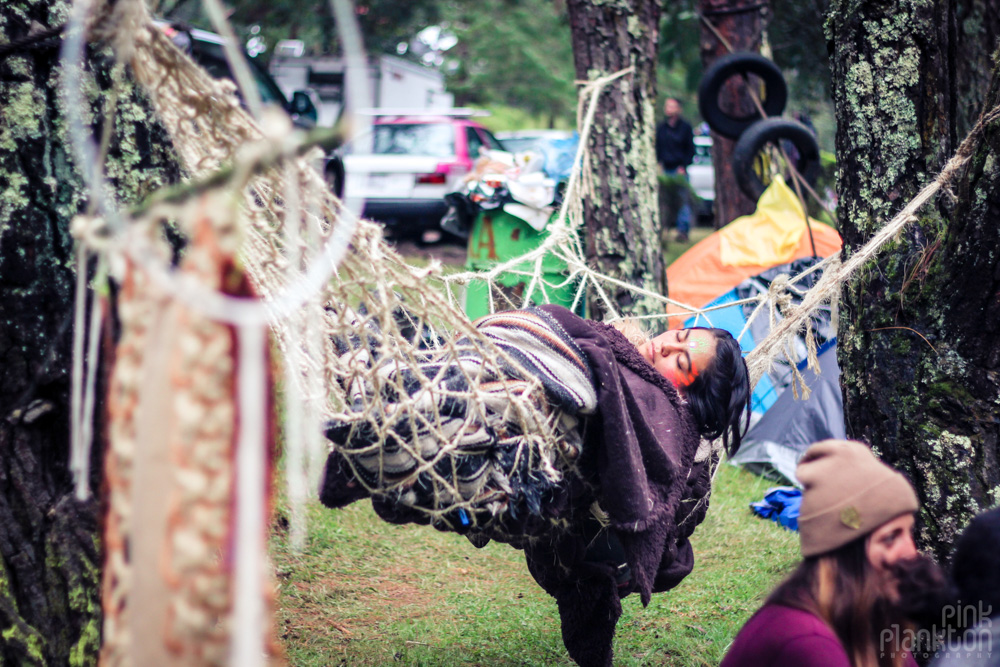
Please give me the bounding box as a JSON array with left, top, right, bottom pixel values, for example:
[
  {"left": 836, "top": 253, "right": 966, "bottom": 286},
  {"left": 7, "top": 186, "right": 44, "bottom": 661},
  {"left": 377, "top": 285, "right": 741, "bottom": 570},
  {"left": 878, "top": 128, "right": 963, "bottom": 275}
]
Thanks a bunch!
[
  {"left": 370, "top": 123, "right": 455, "bottom": 157},
  {"left": 496, "top": 130, "right": 575, "bottom": 155}
]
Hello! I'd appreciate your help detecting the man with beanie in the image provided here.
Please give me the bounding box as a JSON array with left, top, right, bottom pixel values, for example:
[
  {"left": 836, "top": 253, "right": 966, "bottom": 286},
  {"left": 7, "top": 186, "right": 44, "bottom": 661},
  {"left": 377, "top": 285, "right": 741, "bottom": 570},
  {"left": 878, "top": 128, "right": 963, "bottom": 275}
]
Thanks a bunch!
[{"left": 722, "top": 439, "right": 924, "bottom": 667}]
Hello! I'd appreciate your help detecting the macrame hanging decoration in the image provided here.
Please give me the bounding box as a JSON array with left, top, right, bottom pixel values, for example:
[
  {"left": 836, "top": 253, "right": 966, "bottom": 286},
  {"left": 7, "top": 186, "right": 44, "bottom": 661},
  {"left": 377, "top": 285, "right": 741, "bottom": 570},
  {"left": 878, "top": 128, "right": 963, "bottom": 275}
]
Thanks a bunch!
[{"left": 100, "top": 202, "right": 277, "bottom": 666}]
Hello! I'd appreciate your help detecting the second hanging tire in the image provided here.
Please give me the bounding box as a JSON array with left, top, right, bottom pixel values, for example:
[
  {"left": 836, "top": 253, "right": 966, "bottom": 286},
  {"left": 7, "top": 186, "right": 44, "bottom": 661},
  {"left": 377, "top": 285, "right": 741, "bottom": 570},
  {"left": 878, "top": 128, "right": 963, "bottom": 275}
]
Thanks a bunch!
[
  {"left": 732, "top": 117, "right": 821, "bottom": 201},
  {"left": 698, "top": 52, "right": 788, "bottom": 139}
]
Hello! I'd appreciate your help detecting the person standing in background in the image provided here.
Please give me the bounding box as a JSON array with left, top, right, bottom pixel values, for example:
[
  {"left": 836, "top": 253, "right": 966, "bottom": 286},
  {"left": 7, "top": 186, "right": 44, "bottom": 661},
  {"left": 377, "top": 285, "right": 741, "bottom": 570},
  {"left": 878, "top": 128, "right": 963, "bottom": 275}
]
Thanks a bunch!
[{"left": 655, "top": 97, "right": 696, "bottom": 242}]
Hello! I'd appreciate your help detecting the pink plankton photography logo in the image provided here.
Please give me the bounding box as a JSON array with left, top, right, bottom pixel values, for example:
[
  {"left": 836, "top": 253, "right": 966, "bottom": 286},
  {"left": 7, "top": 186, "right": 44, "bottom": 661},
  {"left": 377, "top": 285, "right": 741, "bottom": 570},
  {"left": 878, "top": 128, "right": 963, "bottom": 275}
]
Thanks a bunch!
[{"left": 880, "top": 602, "right": 994, "bottom": 662}]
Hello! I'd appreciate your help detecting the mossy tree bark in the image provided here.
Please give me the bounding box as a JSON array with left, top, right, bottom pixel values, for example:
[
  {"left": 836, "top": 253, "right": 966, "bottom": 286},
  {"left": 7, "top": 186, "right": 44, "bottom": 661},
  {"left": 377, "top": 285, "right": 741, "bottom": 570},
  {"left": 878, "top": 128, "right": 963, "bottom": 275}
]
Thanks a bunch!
[
  {"left": 566, "top": 0, "right": 664, "bottom": 319},
  {"left": 829, "top": 0, "right": 1000, "bottom": 560},
  {"left": 0, "top": 2, "right": 181, "bottom": 663}
]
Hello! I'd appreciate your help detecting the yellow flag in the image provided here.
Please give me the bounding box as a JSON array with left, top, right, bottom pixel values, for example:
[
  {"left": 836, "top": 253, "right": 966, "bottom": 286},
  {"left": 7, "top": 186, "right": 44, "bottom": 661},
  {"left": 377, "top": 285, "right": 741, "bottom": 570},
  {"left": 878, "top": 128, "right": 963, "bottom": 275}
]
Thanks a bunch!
[{"left": 718, "top": 176, "right": 827, "bottom": 267}]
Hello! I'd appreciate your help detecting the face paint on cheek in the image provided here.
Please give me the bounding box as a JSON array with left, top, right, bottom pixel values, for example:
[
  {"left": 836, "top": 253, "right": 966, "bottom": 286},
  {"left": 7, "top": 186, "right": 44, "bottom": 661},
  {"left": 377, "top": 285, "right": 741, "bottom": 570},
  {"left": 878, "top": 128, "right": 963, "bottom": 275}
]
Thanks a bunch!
[{"left": 666, "top": 362, "right": 701, "bottom": 388}]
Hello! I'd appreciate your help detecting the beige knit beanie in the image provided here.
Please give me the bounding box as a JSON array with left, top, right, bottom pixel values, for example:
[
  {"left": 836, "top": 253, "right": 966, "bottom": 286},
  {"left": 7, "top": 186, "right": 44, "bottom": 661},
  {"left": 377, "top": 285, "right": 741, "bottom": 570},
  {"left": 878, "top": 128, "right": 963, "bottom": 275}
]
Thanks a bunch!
[{"left": 796, "top": 439, "right": 919, "bottom": 557}]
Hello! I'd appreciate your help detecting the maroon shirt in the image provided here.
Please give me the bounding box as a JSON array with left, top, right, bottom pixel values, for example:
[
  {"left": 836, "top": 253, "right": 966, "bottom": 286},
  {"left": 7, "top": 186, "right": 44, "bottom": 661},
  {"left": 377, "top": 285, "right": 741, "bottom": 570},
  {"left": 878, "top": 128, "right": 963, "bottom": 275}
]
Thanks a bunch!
[{"left": 721, "top": 604, "right": 919, "bottom": 667}]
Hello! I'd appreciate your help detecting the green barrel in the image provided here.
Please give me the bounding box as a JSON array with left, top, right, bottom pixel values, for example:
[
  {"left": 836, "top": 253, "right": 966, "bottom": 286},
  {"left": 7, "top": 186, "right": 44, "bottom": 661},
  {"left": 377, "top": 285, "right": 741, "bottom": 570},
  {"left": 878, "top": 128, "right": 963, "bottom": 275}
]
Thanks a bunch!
[{"left": 464, "top": 208, "right": 582, "bottom": 321}]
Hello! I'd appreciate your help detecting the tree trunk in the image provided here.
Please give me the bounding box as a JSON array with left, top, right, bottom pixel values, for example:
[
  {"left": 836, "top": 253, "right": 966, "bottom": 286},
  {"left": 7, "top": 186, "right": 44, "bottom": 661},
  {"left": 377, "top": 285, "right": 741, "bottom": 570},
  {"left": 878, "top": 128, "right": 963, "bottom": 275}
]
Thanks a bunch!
[
  {"left": 698, "top": 0, "right": 765, "bottom": 228},
  {"left": 0, "top": 2, "right": 182, "bottom": 663},
  {"left": 566, "top": 0, "right": 664, "bottom": 319},
  {"left": 829, "top": 0, "right": 1000, "bottom": 560}
]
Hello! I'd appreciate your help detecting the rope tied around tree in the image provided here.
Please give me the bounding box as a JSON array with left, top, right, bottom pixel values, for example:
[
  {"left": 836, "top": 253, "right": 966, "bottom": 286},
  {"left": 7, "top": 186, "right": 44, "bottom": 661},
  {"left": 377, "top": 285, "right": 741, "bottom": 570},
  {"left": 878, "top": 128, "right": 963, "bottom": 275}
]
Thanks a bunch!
[{"left": 745, "top": 101, "right": 1000, "bottom": 390}]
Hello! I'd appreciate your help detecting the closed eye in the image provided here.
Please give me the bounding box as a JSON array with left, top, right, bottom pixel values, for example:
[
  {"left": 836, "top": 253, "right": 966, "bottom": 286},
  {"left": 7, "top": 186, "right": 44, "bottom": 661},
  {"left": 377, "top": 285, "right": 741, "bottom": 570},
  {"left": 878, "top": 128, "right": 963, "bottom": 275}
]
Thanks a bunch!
[{"left": 680, "top": 352, "right": 692, "bottom": 372}]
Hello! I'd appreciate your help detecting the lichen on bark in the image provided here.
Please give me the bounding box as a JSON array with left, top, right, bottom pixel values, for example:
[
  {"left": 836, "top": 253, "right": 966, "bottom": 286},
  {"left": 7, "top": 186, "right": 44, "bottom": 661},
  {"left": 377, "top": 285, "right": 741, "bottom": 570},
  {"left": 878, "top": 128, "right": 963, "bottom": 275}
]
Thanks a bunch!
[
  {"left": 829, "top": 0, "right": 1000, "bottom": 560},
  {"left": 567, "top": 0, "right": 664, "bottom": 320},
  {"left": 0, "top": 1, "right": 182, "bottom": 663}
]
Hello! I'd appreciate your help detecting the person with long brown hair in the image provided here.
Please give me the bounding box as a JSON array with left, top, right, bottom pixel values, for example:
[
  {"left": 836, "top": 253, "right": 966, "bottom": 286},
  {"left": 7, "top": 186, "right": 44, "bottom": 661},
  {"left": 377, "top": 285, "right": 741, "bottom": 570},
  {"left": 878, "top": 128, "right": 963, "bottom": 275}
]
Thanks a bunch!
[{"left": 722, "top": 439, "right": 924, "bottom": 667}]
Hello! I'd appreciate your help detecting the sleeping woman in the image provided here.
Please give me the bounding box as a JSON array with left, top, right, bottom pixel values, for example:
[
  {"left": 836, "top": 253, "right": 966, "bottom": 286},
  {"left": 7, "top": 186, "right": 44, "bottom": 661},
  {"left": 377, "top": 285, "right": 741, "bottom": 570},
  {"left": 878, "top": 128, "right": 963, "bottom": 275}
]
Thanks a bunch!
[{"left": 319, "top": 304, "right": 750, "bottom": 667}]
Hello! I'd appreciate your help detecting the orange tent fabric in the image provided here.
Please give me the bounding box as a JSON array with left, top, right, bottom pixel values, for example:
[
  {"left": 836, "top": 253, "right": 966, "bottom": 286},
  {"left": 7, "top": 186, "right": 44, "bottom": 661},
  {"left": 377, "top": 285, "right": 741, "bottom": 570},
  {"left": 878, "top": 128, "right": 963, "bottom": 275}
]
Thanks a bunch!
[{"left": 666, "top": 182, "right": 841, "bottom": 327}]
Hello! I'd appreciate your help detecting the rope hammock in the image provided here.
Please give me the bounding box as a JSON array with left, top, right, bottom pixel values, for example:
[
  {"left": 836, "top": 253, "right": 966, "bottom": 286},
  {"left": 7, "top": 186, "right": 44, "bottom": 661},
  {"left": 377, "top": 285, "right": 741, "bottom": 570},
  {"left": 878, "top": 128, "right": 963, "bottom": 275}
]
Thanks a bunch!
[{"left": 57, "top": 0, "right": 1000, "bottom": 664}]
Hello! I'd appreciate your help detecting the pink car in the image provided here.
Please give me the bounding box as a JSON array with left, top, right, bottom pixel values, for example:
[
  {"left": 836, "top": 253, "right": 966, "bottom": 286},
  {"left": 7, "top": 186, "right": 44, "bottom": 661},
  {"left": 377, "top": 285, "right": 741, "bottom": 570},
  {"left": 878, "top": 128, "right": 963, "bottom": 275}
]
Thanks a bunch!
[{"left": 327, "top": 112, "right": 504, "bottom": 239}]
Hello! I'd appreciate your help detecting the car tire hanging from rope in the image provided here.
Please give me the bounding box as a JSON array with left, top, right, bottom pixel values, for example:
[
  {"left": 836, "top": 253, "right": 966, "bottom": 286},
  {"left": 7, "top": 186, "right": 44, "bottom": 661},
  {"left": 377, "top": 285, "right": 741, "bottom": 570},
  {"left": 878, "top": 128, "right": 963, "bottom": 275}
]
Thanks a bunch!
[
  {"left": 698, "top": 52, "right": 787, "bottom": 139},
  {"left": 731, "top": 117, "right": 821, "bottom": 201}
]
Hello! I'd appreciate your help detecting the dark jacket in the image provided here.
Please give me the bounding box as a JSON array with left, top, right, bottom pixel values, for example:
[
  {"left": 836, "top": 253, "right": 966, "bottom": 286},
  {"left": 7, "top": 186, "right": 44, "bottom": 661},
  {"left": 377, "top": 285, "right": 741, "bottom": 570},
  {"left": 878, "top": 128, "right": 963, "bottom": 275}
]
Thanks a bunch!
[
  {"left": 655, "top": 118, "right": 695, "bottom": 171},
  {"left": 526, "top": 305, "right": 708, "bottom": 667}
]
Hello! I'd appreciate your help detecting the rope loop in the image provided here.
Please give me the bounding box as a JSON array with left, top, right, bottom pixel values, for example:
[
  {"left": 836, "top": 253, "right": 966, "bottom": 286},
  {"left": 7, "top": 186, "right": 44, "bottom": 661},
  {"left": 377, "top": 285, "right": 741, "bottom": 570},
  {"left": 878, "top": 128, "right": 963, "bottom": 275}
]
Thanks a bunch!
[{"left": 767, "top": 273, "right": 794, "bottom": 314}]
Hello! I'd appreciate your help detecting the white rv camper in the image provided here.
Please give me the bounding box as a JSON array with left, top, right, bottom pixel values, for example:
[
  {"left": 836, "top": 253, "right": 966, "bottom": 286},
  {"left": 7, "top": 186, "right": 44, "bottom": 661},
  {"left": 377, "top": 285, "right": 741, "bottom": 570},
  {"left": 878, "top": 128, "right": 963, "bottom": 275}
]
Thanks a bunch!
[{"left": 269, "top": 44, "right": 453, "bottom": 127}]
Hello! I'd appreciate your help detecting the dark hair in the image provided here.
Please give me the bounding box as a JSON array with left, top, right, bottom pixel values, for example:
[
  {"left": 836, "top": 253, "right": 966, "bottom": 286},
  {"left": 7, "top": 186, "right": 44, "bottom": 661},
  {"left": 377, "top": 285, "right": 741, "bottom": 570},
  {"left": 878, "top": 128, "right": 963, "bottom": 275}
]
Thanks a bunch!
[
  {"left": 768, "top": 538, "right": 908, "bottom": 667},
  {"left": 952, "top": 506, "right": 1000, "bottom": 620},
  {"left": 890, "top": 554, "right": 954, "bottom": 631},
  {"left": 683, "top": 328, "right": 750, "bottom": 457}
]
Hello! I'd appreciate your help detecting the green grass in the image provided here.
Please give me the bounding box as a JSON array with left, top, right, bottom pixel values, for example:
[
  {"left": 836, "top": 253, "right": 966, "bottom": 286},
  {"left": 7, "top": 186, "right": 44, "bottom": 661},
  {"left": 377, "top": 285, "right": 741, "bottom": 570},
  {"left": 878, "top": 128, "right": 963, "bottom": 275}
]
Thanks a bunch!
[
  {"left": 272, "top": 464, "right": 799, "bottom": 666},
  {"left": 663, "top": 226, "right": 712, "bottom": 268}
]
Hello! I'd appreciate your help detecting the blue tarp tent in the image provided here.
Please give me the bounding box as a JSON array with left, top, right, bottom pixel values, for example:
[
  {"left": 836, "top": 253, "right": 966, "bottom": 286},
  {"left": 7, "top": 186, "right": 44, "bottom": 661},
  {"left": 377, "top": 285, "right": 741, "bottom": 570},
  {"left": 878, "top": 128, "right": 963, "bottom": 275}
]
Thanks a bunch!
[{"left": 684, "top": 259, "right": 846, "bottom": 484}]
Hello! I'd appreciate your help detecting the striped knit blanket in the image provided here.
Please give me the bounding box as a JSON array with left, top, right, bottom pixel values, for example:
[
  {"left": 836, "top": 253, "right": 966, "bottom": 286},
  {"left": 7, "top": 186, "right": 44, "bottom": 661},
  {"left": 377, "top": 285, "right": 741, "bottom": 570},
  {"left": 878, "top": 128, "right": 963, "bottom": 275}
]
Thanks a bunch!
[
  {"left": 460, "top": 309, "right": 597, "bottom": 413},
  {"left": 326, "top": 307, "right": 598, "bottom": 535}
]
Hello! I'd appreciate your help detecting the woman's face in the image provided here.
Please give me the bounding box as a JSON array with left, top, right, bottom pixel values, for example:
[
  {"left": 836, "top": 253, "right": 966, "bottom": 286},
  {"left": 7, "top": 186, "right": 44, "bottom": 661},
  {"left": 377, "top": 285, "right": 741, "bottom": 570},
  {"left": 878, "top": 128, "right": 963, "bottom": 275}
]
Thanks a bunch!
[
  {"left": 638, "top": 329, "right": 717, "bottom": 388},
  {"left": 866, "top": 513, "right": 917, "bottom": 571}
]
